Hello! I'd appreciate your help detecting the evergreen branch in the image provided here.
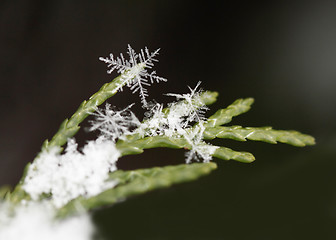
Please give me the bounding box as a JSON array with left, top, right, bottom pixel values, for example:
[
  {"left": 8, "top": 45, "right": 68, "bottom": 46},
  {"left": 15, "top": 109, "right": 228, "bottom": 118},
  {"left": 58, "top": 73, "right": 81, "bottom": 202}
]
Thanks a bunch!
[
  {"left": 1, "top": 46, "right": 316, "bottom": 239},
  {"left": 203, "top": 126, "right": 315, "bottom": 147},
  {"left": 10, "top": 87, "right": 219, "bottom": 204},
  {"left": 12, "top": 67, "right": 146, "bottom": 198},
  {"left": 42, "top": 69, "right": 144, "bottom": 152},
  {"left": 205, "top": 98, "right": 254, "bottom": 128},
  {"left": 57, "top": 162, "right": 217, "bottom": 217}
]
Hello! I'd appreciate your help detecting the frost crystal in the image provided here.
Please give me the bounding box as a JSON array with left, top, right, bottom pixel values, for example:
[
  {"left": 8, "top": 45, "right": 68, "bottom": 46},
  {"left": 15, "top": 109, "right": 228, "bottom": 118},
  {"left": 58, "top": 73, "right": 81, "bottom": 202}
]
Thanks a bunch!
[
  {"left": 100, "top": 44, "right": 167, "bottom": 106},
  {"left": 23, "top": 138, "right": 120, "bottom": 208},
  {"left": 166, "top": 81, "right": 208, "bottom": 127},
  {"left": 137, "top": 82, "right": 217, "bottom": 163},
  {"left": 183, "top": 124, "right": 219, "bottom": 163},
  {"left": 138, "top": 82, "right": 207, "bottom": 137},
  {"left": 137, "top": 103, "right": 166, "bottom": 137},
  {"left": 89, "top": 103, "right": 140, "bottom": 141}
]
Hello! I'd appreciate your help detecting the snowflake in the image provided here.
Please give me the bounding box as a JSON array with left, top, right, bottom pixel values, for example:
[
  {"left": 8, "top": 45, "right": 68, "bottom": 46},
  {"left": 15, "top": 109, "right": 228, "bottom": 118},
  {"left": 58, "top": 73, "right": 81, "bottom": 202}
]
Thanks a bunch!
[
  {"left": 138, "top": 82, "right": 208, "bottom": 137},
  {"left": 166, "top": 81, "right": 208, "bottom": 127},
  {"left": 136, "top": 82, "right": 216, "bottom": 163},
  {"left": 99, "top": 45, "right": 167, "bottom": 106},
  {"left": 89, "top": 103, "right": 140, "bottom": 142},
  {"left": 137, "top": 102, "right": 167, "bottom": 137},
  {"left": 183, "top": 123, "right": 218, "bottom": 164}
]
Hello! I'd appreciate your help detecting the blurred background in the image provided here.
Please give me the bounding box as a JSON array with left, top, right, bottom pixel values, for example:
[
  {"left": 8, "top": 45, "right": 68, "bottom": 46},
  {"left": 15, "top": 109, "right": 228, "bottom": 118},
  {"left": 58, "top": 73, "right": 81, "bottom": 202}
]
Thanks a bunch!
[{"left": 1, "top": 0, "right": 336, "bottom": 239}]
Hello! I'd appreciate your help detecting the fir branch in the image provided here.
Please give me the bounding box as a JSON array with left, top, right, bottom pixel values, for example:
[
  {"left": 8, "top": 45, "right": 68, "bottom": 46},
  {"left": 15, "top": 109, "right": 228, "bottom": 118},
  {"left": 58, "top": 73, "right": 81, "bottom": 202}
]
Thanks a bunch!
[
  {"left": 203, "top": 126, "right": 315, "bottom": 147},
  {"left": 57, "top": 162, "right": 217, "bottom": 218}
]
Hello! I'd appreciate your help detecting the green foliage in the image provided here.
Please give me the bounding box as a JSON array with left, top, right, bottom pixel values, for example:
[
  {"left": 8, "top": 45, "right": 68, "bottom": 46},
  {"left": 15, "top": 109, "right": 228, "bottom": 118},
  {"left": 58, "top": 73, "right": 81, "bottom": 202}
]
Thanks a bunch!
[
  {"left": 57, "top": 162, "right": 216, "bottom": 218},
  {"left": 205, "top": 98, "right": 254, "bottom": 127},
  {"left": 3, "top": 62, "right": 315, "bottom": 219},
  {"left": 204, "top": 126, "right": 315, "bottom": 146},
  {"left": 53, "top": 76, "right": 313, "bottom": 216},
  {"left": 116, "top": 96, "right": 314, "bottom": 164},
  {"left": 213, "top": 147, "right": 255, "bottom": 163}
]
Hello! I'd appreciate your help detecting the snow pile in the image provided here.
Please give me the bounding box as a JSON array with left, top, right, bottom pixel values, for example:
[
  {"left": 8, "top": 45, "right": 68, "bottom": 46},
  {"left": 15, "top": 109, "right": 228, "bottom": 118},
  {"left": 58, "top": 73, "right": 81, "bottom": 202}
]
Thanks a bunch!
[
  {"left": 23, "top": 138, "right": 120, "bottom": 208},
  {"left": 0, "top": 202, "right": 94, "bottom": 240}
]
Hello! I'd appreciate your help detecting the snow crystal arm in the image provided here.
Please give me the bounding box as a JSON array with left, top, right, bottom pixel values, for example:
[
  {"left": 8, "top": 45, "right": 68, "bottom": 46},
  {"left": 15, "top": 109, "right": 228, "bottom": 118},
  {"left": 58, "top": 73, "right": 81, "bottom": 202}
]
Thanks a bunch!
[
  {"left": 205, "top": 98, "right": 254, "bottom": 128},
  {"left": 42, "top": 69, "right": 144, "bottom": 151},
  {"left": 57, "top": 162, "right": 217, "bottom": 218},
  {"left": 203, "top": 126, "right": 315, "bottom": 147}
]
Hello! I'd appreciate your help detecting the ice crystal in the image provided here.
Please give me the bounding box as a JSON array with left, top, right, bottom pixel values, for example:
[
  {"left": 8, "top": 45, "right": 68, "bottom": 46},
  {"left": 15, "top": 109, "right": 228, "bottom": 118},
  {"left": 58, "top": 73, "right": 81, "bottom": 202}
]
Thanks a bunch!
[
  {"left": 23, "top": 138, "right": 120, "bottom": 208},
  {"left": 137, "top": 103, "right": 166, "bottom": 137},
  {"left": 136, "top": 82, "right": 216, "bottom": 163},
  {"left": 99, "top": 44, "right": 167, "bottom": 106},
  {"left": 183, "top": 124, "right": 218, "bottom": 163},
  {"left": 138, "top": 82, "right": 206, "bottom": 137},
  {"left": 166, "top": 81, "right": 208, "bottom": 127},
  {"left": 89, "top": 103, "right": 140, "bottom": 142}
]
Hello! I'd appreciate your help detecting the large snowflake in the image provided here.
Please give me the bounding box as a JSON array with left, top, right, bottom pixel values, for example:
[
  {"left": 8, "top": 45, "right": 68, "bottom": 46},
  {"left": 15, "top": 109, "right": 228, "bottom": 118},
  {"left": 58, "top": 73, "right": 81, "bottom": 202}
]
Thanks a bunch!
[{"left": 99, "top": 45, "right": 167, "bottom": 106}]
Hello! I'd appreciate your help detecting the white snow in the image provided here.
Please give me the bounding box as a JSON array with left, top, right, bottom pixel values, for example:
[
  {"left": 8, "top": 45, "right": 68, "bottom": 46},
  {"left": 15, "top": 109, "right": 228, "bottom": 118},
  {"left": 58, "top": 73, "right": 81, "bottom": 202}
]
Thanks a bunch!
[
  {"left": 0, "top": 202, "right": 94, "bottom": 240},
  {"left": 23, "top": 138, "right": 120, "bottom": 208}
]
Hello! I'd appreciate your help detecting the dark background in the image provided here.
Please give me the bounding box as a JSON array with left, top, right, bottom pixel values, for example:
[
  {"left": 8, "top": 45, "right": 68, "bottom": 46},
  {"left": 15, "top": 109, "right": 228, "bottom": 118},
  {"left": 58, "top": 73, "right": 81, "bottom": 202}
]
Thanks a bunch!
[{"left": 1, "top": 1, "right": 336, "bottom": 239}]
